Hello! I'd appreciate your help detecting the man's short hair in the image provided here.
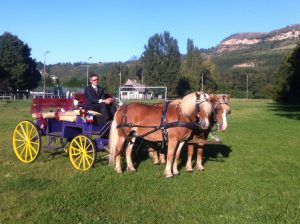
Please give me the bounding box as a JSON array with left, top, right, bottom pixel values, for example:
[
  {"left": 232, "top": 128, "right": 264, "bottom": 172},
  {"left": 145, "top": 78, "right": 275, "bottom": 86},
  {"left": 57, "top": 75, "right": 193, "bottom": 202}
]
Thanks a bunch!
[{"left": 89, "top": 73, "right": 98, "bottom": 79}]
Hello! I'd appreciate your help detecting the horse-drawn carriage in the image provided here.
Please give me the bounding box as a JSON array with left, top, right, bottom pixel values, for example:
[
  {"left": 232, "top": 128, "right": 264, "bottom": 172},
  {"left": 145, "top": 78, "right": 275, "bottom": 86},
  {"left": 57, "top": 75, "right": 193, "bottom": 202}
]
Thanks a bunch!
[
  {"left": 12, "top": 94, "right": 111, "bottom": 171},
  {"left": 12, "top": 92, "right": 231, "bottom": 177}
]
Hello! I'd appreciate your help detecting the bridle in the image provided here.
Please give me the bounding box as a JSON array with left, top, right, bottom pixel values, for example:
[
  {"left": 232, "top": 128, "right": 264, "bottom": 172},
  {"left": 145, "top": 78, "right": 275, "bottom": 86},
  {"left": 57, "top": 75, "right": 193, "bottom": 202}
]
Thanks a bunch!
[
  {"left": 194, "top": 93, "right": 210, "bottom": 128},
  {"left": 213, "top": 101, "right": 230, "bottom": 118},
  {"left": 212, "top": 99, "right": 230, "bottom": 131}
]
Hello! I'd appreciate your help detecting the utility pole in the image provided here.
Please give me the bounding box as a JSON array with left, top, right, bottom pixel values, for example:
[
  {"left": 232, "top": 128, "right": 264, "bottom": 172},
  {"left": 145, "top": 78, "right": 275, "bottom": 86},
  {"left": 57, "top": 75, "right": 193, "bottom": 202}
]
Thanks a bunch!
[
  {"left": 86, "top": 56, "right": 92, "bottom": 86},
  {"left": 201, "top": 72, "right": 204, "bottom": 91},
  {"left": 43, "top": 51, "right": 50, "bottom": 98},
  {"left": 246, "top": 73, "right": 249, "bottom": 100}
]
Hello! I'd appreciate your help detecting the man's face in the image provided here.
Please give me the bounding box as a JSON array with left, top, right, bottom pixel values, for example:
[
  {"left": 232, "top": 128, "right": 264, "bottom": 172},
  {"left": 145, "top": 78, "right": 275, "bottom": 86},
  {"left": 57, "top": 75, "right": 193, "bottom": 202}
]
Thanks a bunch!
[{"left": 90, "top": 76, "right": 99, "bottom": 85}]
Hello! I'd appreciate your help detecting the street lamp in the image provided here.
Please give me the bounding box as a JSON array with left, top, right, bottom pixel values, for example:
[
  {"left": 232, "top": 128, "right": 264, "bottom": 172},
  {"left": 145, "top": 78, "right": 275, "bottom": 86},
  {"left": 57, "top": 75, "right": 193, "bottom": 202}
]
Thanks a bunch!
[
  {"left": 86, "top": 56, "right": 92, "bottom": 86},
  {"left": 43, "top": 51, "right": 50, "bottom": 98}
]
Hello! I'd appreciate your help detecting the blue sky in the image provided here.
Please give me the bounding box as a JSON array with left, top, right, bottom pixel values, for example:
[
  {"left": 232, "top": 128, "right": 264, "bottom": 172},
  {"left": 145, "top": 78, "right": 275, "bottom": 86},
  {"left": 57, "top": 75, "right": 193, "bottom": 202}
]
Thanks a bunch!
[{"left": 1, "top": 0, "right": 300, "bottom": 64}]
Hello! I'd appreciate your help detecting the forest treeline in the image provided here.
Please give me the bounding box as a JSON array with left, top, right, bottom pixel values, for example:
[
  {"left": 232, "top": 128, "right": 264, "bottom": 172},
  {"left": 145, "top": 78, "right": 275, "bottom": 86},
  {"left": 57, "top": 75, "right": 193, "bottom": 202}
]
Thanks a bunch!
[{"left": 1, "top": 31, "right": 300, "bottom": 103}]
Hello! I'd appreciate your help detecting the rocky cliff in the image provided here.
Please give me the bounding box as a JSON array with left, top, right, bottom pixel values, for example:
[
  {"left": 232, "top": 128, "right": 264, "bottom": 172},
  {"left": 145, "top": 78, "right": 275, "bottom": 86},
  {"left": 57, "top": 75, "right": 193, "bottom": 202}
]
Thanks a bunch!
[{"left": 215, "top": 24, "right": 300, "bottom": 54}]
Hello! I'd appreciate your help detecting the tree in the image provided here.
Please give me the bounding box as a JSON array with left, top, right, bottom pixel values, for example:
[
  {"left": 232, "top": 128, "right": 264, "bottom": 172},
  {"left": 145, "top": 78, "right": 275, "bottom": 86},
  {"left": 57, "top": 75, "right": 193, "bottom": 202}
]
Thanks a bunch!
[
  {"left": 0, "top": 65, "right": 10, "bottom": 91},
  {"left": 274, "top": 43, "right": 300, "bottom": 103},
  {"left": 0, "top": 32, "right": 41, "bottom": 91},
  {"left": 141, "top": 31, "right": 180, "bottom": 95},
  {"left": 180, "top": 39, "right": 217, "bottom": 93}
]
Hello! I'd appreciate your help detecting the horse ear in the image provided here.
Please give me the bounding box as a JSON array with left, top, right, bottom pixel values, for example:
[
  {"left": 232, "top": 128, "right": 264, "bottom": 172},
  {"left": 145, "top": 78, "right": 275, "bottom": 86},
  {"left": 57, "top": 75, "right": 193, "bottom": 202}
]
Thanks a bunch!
[
  {"left": 221, "top": 94, "right": 230, "bottom": 103},
  {"left": 195, "top": 92, "right": 200, "bottom": 100},
  {"left": 227, "top": 94, "right": 231, "bottom": 100},
  {"left": 209, "top": 93, "right": 218, "bottom": 102}
]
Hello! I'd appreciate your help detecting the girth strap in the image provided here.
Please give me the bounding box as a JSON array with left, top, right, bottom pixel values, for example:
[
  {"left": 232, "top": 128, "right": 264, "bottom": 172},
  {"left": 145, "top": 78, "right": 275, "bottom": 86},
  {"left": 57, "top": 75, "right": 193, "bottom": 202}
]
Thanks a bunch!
[{"left": 160, "top": 101, "right": 170, "bottom": 151}]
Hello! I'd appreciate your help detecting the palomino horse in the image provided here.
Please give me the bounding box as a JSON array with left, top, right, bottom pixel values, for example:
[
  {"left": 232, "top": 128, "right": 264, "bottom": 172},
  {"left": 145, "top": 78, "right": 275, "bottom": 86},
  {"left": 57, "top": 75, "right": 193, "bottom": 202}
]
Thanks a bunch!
[
  {"left": 108, "top": 92, "right": 213, "bottom": 178},
  {"left": 172, "top": 94, "right": 231, "bottom": 174}
]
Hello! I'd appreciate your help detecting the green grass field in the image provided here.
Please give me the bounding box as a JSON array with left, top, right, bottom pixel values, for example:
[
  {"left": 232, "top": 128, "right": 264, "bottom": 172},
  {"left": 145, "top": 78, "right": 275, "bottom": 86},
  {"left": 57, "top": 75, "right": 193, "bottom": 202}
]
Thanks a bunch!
[{"left": 1, "top": 99, "right": 300, "bottom": 224}]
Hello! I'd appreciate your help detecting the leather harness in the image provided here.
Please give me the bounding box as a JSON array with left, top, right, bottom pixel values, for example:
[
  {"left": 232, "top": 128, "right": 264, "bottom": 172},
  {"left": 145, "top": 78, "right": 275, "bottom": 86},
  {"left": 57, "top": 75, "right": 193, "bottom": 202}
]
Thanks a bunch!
[{"left": 116, "top": 93, "right": 209, "bottom": 149}]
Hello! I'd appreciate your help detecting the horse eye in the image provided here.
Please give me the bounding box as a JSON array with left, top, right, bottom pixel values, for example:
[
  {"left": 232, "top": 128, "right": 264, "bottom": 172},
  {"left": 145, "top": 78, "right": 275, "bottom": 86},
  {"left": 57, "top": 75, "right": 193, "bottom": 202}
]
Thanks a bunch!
[{"left": 227, "top": 109, "right": 231, "bottom": 114}]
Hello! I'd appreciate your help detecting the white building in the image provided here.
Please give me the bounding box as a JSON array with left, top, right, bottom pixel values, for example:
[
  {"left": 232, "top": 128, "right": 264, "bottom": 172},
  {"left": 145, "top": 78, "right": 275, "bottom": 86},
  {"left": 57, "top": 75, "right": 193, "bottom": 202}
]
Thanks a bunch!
[{"left": 120, "top": 79, "right": 153, "bottom": 100}]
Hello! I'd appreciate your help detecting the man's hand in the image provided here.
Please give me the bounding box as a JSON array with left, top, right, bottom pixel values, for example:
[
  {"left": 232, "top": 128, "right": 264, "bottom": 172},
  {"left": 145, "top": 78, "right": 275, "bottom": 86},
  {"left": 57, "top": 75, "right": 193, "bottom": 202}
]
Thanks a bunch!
[{"left": 103, "top": 98, "right": 113, "bottom": 104}]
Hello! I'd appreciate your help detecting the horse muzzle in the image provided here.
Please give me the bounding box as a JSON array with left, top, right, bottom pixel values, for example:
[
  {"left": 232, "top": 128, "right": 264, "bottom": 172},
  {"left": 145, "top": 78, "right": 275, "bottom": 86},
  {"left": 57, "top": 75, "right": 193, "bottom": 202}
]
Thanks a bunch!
[
  {"left": 197, "top": 118, "right": 210, "bottom": 130},
  {"left": 217, "top": 122, "right": 227, "bottom": 132}
]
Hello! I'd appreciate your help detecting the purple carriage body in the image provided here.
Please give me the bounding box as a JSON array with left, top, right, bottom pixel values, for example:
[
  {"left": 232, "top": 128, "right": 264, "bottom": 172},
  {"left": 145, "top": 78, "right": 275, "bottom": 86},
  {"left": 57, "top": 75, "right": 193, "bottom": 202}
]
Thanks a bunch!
[{"left": 12, "top": 95, "right": 111, "bottom": 171}]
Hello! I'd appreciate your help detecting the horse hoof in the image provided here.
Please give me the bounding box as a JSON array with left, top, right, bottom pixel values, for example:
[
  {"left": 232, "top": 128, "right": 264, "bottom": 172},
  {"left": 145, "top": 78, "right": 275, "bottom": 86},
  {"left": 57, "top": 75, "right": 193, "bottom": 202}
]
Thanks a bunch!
[
  {"left": 126, "top": 167, "right": 136, "bottom": 173},
  {"left": 186, "top": 169, "right": 193, "bottom": 173},
  {"left": 154, "top": 162, "right": 160, "bottom": 165},
  {"left": 197, "top": 167, "right": 204, "bottom": 172},
  {"left": 160, "top": 161, "right": 166, "bottom": 164},
  {"left": 197, "top": 168, "right": 204, "bottom": 172},
  {"left": 165, "top": 172, "right": 173, "bottom": 178},
  {"left": 195, "top": 164, "right": 204, "bottom": 172},
  {"left": 173, "top": 171, "right": 180, "bottom": 176}
]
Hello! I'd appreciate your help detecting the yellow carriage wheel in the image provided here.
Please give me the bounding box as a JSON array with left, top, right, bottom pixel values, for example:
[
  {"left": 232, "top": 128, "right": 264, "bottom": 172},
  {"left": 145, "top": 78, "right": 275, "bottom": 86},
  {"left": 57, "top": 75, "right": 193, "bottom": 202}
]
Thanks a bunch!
[
  {"left": 69, "top": 135, "right": 96, "bottom": 171},
  {"left": 12, "top": 120, "right": 41, "bottom": 163}
]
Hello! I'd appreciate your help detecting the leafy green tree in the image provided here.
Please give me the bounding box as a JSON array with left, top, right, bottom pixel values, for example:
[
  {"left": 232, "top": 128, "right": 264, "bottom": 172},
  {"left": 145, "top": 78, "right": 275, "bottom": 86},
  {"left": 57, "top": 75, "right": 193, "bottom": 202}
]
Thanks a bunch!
[
  {"left": 274, "top": 43, "right": 300, "bottom": 103},
  {"left": 181, "top": 39, "right": 217, "bottom": 93},
  {"left": 127, "top": 60, "right": 143, "bottom": 82},
  {"left": 0, "top": 65, "right": 10, "bottom": 91},
  {"left": 141, "top": 31, "right": 180, "bottom": 95},
  {"left": 63, "top": 76, "right": 86, "bottom": 87},
  {"left": 0, "top": 32, "right": 41, "bottom": 91},
  {"left": 176, "top": 76, "right": 190, "bottom": 97}
]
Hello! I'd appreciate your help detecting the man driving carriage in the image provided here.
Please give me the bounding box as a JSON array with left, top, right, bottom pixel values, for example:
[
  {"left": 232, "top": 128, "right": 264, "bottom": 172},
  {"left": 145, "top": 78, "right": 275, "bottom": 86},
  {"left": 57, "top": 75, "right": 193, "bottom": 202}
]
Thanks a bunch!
[{"left": 84, "top": 73, "right": 117, "bottom": 125}]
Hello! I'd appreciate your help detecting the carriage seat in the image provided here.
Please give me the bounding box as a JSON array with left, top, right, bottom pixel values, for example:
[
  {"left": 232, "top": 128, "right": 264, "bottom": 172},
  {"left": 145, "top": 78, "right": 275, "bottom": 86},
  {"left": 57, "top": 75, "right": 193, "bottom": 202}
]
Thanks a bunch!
[
  {"left": 73, "top": 93, "right": 87, "bottom": 108},
  {"left": 32, "top": 110, "right": 101, "bottom": 122}
]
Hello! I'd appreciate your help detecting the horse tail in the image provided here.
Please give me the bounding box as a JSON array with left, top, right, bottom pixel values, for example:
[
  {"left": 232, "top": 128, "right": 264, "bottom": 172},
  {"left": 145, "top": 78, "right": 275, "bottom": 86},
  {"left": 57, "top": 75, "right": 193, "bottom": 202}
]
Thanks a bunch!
[{"left": 108, "top": 119, "right": 118, "bottom": 166}]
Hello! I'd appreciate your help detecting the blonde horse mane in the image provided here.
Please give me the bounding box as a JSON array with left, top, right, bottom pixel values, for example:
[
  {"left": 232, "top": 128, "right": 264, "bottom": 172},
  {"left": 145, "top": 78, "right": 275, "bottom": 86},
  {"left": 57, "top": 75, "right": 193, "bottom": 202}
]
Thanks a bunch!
[
  {"left": 179, "top": 92, "right": 211, "bottom": 116},
  {"left": 170, "top": 99, "right": 181, "bottom": 105}
]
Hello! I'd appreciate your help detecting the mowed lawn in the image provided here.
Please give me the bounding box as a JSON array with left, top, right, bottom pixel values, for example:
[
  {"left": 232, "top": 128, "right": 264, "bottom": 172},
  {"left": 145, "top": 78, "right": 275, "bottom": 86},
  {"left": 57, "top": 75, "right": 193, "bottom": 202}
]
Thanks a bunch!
[{"left": 0, "top": 99, "right": 299, "bottom": 224}]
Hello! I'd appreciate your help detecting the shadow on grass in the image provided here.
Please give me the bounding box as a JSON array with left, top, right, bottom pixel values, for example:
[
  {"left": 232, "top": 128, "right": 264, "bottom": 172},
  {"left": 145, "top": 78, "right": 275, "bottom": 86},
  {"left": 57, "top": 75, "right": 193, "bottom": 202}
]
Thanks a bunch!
[
  {"left": 203, "top": 144, "right": 232, "bottom": 164},
  {"left": 40, "top": 149, "right": 68, "bottom": 162},
  {"left": 176, "top": 143, "right": 232, "bottom": 171},
  {"left": 130, "top": 139, "right": 232, "bottom": 172},
  {"left": 267, "top": 103, "right": 300, "bottom": 121},
  {"left": 123, "top": 138, "right": 152, "bottom": 171}
]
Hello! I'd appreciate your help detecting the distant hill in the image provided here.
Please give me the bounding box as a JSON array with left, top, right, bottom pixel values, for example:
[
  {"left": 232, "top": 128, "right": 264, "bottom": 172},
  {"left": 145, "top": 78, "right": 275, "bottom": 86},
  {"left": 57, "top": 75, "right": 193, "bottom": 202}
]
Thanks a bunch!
[
  {"left": 208, "top": 24, "right": 300, "bottom": 72},
  {"left": 215, "top": 24, "right": 300, "bottom": 54}
]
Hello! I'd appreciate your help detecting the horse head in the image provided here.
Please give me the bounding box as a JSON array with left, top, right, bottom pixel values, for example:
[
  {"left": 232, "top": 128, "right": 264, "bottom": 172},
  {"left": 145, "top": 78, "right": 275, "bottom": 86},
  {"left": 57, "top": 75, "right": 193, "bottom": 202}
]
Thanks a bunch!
[
  {"left": 210, "top": 94, "right": 231, "bottom": 131},
  {"left": 180, "top": 92, "right": 212, "bottom": 130}
]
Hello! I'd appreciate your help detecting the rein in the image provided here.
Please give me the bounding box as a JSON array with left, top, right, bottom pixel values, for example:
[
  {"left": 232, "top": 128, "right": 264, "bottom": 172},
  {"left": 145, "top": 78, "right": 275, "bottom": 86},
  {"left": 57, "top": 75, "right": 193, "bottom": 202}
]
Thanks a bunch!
[{"left": 116, "top": 96, "right": 208, "bottom": 142}]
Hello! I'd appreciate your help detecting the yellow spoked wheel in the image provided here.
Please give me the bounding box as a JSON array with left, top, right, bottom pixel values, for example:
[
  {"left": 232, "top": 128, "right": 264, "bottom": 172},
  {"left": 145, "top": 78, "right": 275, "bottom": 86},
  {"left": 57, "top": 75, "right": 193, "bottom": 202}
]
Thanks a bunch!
[
  {"left": 12, "top": 120, "right": 41, "bottom": 163},
  {"left": 69, "top": 135, "right": 96, "bottom": 171}
]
